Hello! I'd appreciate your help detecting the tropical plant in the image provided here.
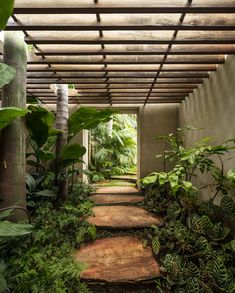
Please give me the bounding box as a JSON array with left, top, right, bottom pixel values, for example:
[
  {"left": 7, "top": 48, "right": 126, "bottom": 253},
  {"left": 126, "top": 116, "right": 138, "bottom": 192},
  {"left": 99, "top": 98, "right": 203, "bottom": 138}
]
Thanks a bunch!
[
  {"left": 0, "top": 209, "right": 33, "bottom": 292},
  {"left": 141, "top": 130, "right": 235, "bottom": 292},
  {"left": 25, "top": 105, "right": 115, "bottom": 202},
  {"left": 0, "top": 0, "right": 14, "bottom": 30},
  {"left": 88, "top": 114, "right": 137, "bottom": 181},
  {"left": 0, "top": 63, "right": 29, "bottom": 131},
  {"left": 1, "top": 181, "right": 95, "bottom": 292}
]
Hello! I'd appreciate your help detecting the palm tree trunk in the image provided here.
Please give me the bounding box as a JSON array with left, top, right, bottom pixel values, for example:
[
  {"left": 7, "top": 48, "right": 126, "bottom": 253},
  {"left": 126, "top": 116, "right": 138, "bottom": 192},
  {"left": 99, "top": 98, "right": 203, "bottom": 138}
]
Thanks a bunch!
[
  {"left": 0, "top": 32, "right": 27, "bottom": 220},
  {"left": 55, "top": 84, "right": 69, "bottom": 202}
]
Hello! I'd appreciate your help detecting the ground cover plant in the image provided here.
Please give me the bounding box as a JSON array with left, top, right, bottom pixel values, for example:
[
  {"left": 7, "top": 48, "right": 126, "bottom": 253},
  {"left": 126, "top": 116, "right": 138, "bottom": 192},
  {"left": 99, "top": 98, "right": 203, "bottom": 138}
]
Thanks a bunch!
[
  {"left": 141, "top": 129, "right": 235, "bottom": 292},
  {"left": 1, "top": 181, "right": 95, "bottom": 293}
]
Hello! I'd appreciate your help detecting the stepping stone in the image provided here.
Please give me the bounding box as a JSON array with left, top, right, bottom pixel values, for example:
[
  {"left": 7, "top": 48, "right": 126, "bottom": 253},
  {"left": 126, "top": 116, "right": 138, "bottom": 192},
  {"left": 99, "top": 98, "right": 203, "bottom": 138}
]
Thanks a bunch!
[
  {"left": 87, "top": 206, "right": 163, "bottom": 229},
  {"left": 110, "top": 175, "right": 137, "bottom": 182},
  {"left": 94, "top": 186, "right": 139, "bottom": 195},
  {"left": 90, "top": 194, "right": 144, "bottom": 205},
  {"left": 76, "top": 236, "right": 160, "bottom": 283}
]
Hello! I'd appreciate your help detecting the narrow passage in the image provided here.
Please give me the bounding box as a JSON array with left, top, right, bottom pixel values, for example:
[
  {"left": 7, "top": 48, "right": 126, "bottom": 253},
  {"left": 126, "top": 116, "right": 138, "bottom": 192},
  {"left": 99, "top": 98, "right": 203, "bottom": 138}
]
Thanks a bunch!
[{"left": 76, "top": 177, "right": 164, "bottom": 292}]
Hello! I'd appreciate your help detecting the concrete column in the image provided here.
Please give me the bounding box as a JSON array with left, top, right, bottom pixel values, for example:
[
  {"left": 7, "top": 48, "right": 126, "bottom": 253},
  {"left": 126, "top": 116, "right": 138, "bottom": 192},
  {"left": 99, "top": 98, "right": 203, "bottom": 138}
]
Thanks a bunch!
[
  {"left": 0, "top": 32, "right": 27, "bottom": 218},
  {"left": 139, "top": 104, "right": 179, "bottom": 178}
]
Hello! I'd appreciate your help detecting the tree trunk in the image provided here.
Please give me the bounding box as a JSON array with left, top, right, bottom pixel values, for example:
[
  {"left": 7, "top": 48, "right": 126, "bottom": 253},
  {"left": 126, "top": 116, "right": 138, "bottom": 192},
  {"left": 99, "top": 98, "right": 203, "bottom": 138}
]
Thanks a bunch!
[
  {"left": 0, "top": 32, "right": 27, "bottom": 220},
  {"left": 55, "top": 84, "right": 69, "bottom": 202}
]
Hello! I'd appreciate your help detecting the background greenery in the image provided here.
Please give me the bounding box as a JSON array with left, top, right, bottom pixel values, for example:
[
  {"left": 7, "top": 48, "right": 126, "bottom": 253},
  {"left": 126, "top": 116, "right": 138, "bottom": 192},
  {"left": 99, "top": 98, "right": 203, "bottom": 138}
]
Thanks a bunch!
[{"left": 87, "top": 114, "right": 137, "bottom": 182}]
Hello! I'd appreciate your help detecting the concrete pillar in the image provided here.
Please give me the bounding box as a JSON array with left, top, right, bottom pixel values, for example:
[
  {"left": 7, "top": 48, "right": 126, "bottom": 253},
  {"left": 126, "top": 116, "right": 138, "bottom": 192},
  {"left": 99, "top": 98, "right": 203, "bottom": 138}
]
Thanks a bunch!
[
  {"left": 0, "top": 32, "right": 27, "bottom": 218},
  {"left": 139, "top": 104, "right": 179, "bottom": 178}
]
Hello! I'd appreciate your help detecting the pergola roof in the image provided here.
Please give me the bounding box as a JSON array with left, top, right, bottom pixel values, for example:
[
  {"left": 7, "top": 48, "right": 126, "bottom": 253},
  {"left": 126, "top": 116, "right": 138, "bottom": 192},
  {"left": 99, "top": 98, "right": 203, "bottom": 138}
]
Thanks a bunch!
[{"left": 2, "top": 0, "right": 235, "bottom": 105}]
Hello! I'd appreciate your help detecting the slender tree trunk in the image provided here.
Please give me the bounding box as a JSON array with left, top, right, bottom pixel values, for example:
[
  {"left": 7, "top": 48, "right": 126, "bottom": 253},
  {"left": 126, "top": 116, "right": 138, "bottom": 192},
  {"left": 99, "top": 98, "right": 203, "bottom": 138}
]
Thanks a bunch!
[
  {"left": 0, "top": 32, "right": 27, "bottom": 220},
  {"left": 55, "top": 84, "right": 69, "bottom": 202},
  {"left": 107, "top": 119, "right": 113, "bottom": 138}
]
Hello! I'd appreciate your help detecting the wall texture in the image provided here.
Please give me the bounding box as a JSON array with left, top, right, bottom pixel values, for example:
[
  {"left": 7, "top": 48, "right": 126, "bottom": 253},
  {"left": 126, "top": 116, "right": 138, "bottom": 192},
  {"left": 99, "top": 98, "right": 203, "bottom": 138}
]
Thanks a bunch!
[
  {"left": 179, "top": 54, "right": 235, "bottom": 201},
  {"left": 139, "top": 104, "right": 179, "bottom": 178}
]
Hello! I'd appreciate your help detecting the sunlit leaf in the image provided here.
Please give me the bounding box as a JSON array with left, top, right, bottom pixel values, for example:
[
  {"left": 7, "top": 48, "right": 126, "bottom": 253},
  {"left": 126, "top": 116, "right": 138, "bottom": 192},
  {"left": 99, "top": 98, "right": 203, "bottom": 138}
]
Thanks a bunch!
[
  {"left": 0, "top": 0, "right": 14, "bottom": 30},
  {"left": 0, "top": 221, "right": 33, "bottom": 237},
  {"left": 0, "top": 63, "right": 16, "bottom": 88},
  {"left": 0, "top": 107, "right": 29, "bottom": 130}
]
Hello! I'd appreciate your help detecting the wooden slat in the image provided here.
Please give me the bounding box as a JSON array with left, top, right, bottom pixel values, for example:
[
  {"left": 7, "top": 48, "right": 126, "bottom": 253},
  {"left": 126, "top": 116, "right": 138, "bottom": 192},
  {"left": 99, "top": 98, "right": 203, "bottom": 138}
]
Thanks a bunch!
[
  {"left": 13, "top": 7, "right": 235, "bottom": 14},
  {"left": 27, "top": 67, "right": 216, "bottom": 72},
  {"left": 26, "top": 74, "right": 209, "bottom": 78},
  {"left": 27, "top": 59, "right": 225, "bottom": 65},
  {"left": 25, "top": 38, "right": 235, "bottom": 45},
  {"left": 6, "top": 24, "right": 235, "bottom": 31},
  {"left": 34, "top": 51, "right": 233, "bottom": 56},
  {"left": 27, "top": 80, "right": 203, "bottom": 84}
]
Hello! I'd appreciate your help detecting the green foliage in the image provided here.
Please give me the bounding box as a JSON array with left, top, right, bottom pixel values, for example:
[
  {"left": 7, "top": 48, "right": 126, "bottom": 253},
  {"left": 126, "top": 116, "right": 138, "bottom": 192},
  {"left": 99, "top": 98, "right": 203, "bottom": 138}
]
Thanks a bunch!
[
  {"left": 0, "top": 221, "right": 33, "bottom": 237},
  {"left": 0, "top": 209, "right": 33, "bottom": 291},
  {"left": 89, "top": 114, "right": 137, "bottom": 181},
  {"left": 25, "top": 105, "right": 115, "bottom": 201},
  {"left": 0, "top": 0, "right": 14, "bottom": 30},
  {"left": 2, "top": 181, "right": 95, "bottom": 292},
  {"left": 152, "top": 236, "right": 160, "bottom": 255},
  {"left": 61, "top": 143, "right": 86, "bottom": 167},
  {"left": 25, "top": 105, "right": 55, "bottom": 147},
  {"left": 141, "top": 131, "right": 235, "bottom": 292},
  {"left": 0, "top": 107, "right": 29, "bottom": 130},
  {"left": 0, "top": 63, "right": 16, "bottom": 88},
  {"left": 68, "top": 107, "right": 116, "bottom": 140}
]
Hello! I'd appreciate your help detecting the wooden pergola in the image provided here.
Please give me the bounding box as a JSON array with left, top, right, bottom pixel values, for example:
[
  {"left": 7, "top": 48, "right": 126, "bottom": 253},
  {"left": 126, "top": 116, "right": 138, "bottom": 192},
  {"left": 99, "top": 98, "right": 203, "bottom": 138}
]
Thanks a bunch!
[{"left": 2, "top": 0, "right": 235, "bottom": 105}]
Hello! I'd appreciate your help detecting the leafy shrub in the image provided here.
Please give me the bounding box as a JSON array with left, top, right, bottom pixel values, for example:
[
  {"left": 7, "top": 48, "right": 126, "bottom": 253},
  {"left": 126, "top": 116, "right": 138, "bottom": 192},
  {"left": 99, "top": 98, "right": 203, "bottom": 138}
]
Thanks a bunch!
[
  {"left": 141, "top": 131, "right": 235, "bottom": 292},
  {"left": 1, "top": 182, "right": 96, "bottom": 292}
]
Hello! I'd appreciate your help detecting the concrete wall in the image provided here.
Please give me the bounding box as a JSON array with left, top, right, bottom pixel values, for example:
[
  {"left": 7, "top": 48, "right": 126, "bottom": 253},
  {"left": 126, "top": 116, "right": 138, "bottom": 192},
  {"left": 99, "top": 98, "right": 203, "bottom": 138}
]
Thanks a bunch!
[
  {"left": 179, "top": 55, "right": 235, "bottom": 201},
  {"left": 139, "top": 104, "right": 179, "bottom": 178}
]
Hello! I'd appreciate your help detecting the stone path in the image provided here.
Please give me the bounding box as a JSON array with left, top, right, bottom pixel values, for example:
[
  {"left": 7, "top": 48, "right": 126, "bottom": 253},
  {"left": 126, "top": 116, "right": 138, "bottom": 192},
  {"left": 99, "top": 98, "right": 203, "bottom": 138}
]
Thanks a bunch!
[
  {"left": 110, "top": 175, "right": 137, "bottom": 183},
  {"left": 76, "top": 184, "right": 163, "bottom": 285},
  {"left": 94, "top": 186, "right": 140, "bottom": 194},
  {"left": 87, "top": 206, "right": 164, "bottom": 229},
  {"left": 76, "top": 236, "right": 160, "bottom": 283},
  {"left": 90, "top": 194, "right": 144, "bottom": 205}
]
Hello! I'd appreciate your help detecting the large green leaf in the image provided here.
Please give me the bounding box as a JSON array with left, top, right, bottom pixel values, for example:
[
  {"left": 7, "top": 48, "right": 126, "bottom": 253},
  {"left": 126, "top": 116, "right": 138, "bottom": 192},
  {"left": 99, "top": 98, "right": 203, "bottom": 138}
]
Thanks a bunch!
[
  {"left": 0, "top": 107, "right": 29, "bottom": 130},
  {"left": 0, "top": 209, "right": 13, "bottom": 220},
  {"left": 25, "top": 105, "right": 55, "bottom": 147},
  {"left": 61, "top": 143, "right": 86, "bottom": 167},
  {"left": 0, "top": 63, "right": 16, "bottom": 88},
  {"left": 35, "top": 189, "right": 57, "bottom": 197},
  {"left": 0, "top": 0, "right": 14, "bottom": 30},
  {"left": 68, "top": 107, "right": 116, "bottom": 138},
  {"left": 0, "top": 221, "right": 33, "bottom": 237},
  {"left": 0, "top": 272, "right": 8, "bottom": 293}
]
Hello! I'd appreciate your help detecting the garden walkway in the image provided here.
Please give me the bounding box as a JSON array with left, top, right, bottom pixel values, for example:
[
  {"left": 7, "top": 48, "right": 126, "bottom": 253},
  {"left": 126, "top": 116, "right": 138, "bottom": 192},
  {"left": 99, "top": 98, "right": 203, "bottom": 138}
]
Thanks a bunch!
[{"left": 76, "top": 182, "right": 163, "bottom": 285}]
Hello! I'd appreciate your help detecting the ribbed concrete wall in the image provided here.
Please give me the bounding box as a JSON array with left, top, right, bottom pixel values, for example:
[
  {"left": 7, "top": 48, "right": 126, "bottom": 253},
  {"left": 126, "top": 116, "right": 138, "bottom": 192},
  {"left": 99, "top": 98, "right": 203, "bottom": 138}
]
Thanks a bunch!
[{"left": 179, "top": 55, "right": 235, "bottom": 201}]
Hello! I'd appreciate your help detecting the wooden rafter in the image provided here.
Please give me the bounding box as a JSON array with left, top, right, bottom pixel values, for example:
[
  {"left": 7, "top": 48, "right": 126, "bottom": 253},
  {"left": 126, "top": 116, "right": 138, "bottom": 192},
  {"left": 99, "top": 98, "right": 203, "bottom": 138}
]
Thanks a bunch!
[{"left": 1, "top": 0, "right": 234, "bottom": 104}]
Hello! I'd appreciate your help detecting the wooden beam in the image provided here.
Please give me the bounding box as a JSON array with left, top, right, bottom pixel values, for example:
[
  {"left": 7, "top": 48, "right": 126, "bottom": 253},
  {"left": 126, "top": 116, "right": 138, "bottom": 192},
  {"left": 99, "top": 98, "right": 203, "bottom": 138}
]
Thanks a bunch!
[
  {"left": 27, "top": 68, "right": 216, "bottom": 72},
  {"left": 27, "top": 80, "right": 203, "bottom": 84},
  {"left": 34, "top": 51, "right": 233, "bottom": 56},
  {"left": 6, "top": 24, "right": 235, "bottom": 31},
  {"left": 25, "top": 38, "right": 235, "bottom": 45},
  {"left": 13, "top": 7, "right": 235, "bottom": 14},
  {"left": 27, "top": 59, "right": 225, "bottom": 65},
  {"left": 26, "top": 74, "right": 209, "bottom": 79}
]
